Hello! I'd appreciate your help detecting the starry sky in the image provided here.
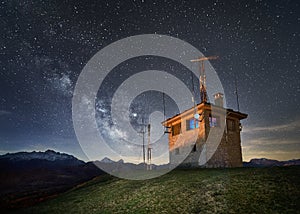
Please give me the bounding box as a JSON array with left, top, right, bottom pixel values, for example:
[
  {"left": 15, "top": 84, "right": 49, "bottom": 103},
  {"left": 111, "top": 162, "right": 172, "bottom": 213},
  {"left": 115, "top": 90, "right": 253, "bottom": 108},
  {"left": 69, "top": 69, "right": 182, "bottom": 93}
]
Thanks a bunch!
[{"left": 0, "top": 0, "right": 299, "bottom": 162}]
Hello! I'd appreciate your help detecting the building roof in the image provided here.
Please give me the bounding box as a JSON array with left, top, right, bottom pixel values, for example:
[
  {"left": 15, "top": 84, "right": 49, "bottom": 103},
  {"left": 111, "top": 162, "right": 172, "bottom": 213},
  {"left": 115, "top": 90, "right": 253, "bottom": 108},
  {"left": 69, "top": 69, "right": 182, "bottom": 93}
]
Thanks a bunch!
[{"left": 162, "top": 102, "right": 247, "bottom": 125}]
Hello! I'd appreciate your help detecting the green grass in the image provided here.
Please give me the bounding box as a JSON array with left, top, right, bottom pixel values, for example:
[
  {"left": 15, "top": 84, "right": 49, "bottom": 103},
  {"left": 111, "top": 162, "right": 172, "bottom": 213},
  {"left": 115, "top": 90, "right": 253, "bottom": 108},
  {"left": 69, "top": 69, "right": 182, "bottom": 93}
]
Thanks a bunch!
[{"left": 16, "top": 167, "right": 300, "bottom": 214}]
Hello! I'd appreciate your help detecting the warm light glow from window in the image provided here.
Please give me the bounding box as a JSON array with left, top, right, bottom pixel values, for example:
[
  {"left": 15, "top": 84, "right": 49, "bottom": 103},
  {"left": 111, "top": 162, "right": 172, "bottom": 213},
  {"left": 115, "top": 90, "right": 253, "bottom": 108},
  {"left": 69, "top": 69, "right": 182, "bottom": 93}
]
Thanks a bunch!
[{"left": 186, "top": 119, "right": 199, "bottom": 130}]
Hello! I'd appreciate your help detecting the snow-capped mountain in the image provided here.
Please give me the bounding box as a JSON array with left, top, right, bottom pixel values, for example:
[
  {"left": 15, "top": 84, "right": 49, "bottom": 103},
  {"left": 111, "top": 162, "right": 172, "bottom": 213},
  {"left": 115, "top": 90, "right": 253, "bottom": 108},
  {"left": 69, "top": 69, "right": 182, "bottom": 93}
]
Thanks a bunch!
[{"left": 0, "top": 149, "right": 83, "bottom": 163}]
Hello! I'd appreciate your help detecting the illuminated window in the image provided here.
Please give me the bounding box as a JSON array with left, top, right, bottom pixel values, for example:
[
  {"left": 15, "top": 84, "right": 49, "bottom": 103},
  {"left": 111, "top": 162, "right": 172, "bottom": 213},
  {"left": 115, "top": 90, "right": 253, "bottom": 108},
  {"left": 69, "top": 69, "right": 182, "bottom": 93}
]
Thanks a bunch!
[
  {"left": 172, "top": 123, "right": 181, "bottom": 136},
  {"left": 186, "top": 119, "right": 199, "bottom": 130},
  {"left": 209, "top": 116, "right": 218, "bottom": 127}
]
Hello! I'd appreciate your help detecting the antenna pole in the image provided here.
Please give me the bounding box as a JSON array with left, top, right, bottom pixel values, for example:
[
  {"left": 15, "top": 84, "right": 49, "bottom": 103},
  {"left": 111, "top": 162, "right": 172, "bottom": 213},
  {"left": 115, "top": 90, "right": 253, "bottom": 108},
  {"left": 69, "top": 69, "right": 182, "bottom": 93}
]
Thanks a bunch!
[
  {"left": 191, "top": 72, "right": 197, "bottom": 127},
  {"left": 235, "top": 74, "right": 240, "bottom": 112},
  {"left": 162, "top": 92, "right": 171, "bottom": 134},
  {"left": 147, "top": 123, "right": 152, "bottom": 170},
  {"left": 163, "top": 92, "right": 166, "bottom": 119},
  {"left": 138, "top": 118, "right": 146, "bottom": 165},
  {"left": 142, "top": 118, "right": 145, "bottom": 164},
  {"left": 191, "top": 72, "right": 196, "bottom": 108}
]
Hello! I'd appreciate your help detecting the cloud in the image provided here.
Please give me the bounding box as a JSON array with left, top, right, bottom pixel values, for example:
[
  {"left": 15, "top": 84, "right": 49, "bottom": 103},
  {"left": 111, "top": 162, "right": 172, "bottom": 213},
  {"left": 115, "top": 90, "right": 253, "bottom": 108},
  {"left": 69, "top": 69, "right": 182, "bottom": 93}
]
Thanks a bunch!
[
  {"left": 243, "top": 137, "right": 299, "bottom": 147},
  {"left": 242, "top": 147, "right": 300, "bottom": 161},
  {"left": 241, "top": 118, "right": 300, "bottom": 161},
  {"left": 243, "top": 119, "right": 300, "bottom": 133}
]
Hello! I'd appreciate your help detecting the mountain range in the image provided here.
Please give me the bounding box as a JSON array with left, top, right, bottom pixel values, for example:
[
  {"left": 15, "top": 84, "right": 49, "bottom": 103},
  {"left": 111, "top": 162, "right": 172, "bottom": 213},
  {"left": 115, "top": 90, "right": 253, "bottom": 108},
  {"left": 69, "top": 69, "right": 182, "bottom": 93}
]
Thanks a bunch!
[
  {"left": 0, "top": 149, "right": 83, "bottom": 162},
  {"left": 243, "top": 158, "right": 300, "bottom": 167}
]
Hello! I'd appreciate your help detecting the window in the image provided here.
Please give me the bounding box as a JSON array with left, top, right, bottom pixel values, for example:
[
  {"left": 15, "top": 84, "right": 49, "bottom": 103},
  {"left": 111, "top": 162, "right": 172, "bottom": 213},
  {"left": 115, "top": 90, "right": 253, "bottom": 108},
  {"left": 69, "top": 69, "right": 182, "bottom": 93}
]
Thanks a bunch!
[
  {"left": 175, "top": 148, "right": 180, "bottom": 155},
  {"left": 172, "top": 123, "right": 181, "bottom": 136},
  {"left": 227, "top": 119, "right": 236, "bottom": 131},
  {"left": 186, "top": 119, "right": 199, "bottom": 131},
  {"left": 209, "top": 116, "right": 218, "bottom": 127}
]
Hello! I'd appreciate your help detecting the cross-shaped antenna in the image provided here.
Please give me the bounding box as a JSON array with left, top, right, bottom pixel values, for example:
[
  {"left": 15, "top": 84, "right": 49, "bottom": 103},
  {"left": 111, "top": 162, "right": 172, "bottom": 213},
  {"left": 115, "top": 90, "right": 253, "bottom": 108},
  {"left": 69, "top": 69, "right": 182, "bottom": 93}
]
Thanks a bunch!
[{"left": 190, "top": 56, "right": 219, "bottom": 103}]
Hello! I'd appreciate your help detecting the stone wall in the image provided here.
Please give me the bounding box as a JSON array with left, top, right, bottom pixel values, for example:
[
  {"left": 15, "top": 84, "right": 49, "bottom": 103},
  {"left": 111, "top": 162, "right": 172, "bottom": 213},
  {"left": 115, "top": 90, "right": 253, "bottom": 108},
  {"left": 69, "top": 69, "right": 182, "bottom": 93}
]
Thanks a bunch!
[{"left": 166, "top": 105, "right": 244, "bottom": 168}]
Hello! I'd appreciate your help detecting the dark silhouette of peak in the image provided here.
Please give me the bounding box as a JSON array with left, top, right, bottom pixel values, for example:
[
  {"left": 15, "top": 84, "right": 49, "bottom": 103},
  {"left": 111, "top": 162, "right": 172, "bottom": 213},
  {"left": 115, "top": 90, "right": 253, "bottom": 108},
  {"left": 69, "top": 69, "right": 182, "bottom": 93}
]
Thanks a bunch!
[
  {"left": 0, "top": 150, "right": 88, "bottom": 174},
  {"left": 243, "top": 158, "right": 300, "bottom": 167},
  {"left": 282, "top": 159, "right": 300, "bottom": 166},
  {"left": 118, "top": 159, "right": 124, "bottom": 163},
  {"left": 100, "top": 157, "right": 115, "bottom": 163},
  {"left": 0, "top": 150, "right": 106, "bottom": 209},
  {"left": 250, "top": 158, "right": 281, "bottom": 166},
  {"left": 0, "top": 150, "right": 83, "bottom": 163},
  {"left": 100, "top": 157, "right": 124, "bottom": 164}
]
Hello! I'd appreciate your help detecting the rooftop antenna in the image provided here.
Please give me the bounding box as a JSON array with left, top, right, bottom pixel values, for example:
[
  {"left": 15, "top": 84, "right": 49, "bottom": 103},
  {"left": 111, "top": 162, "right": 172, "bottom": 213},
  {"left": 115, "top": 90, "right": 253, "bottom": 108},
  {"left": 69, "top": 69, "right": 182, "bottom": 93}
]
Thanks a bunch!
[
  {"left": 234, "top": 74, "right": 240, "bottom": 112},
  {"left": 190, "top": 70, "right": 200, "bottom": 125},
  {"left": 190, "top": 69, "right": 196, "bottom": 115},
  {"left": 162, "top": 92, "right": 171, "bottom": 134},
  {"left": 190, "top": 56, "right": 219, "bottom": 103}
]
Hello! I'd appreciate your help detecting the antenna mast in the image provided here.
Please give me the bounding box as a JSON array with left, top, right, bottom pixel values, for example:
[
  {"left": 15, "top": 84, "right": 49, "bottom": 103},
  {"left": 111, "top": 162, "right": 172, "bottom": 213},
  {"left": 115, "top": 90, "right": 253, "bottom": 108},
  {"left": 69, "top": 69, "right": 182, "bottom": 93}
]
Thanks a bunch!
[
  {"left": 190, "top": 56, "right": 219, "bottom": 103},
  {"left": 234, "top": 74, "right": 240, "bottom": 112},
  {"left": 147, "top": 123, "right": 152, "bottom": 170},
  {"left": 163, "top": 92, "right": 171, "bottom": 134},
  {"left": 138, "top": 118, "right": 146, "bottom": 165},
  {"left": 142, "top": 118, "right": 146, "bottom": 164}
]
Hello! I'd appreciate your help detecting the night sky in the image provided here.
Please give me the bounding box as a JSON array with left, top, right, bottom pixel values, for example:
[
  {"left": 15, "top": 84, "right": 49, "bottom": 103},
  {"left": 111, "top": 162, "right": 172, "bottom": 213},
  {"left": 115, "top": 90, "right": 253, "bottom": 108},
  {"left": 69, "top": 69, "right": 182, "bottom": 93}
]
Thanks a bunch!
[{"left": 0, "top": 0, "right": 299, "bottom": 162}]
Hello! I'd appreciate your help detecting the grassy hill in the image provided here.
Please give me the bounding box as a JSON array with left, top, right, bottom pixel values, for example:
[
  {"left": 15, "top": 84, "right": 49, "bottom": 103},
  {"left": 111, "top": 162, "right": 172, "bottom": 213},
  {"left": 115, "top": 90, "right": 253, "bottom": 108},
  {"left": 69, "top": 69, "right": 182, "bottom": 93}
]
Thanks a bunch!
[{"left": 16, "top": 167, "right": 300, "bottom": 214}]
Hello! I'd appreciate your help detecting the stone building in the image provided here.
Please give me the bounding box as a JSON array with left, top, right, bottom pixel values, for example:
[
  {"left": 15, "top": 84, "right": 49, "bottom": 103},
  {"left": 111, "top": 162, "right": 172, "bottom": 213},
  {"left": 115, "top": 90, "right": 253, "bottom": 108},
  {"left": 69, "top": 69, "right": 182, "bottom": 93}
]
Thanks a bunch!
[{"left": 162, "top": 93, "right": 247, "bottom": 168}]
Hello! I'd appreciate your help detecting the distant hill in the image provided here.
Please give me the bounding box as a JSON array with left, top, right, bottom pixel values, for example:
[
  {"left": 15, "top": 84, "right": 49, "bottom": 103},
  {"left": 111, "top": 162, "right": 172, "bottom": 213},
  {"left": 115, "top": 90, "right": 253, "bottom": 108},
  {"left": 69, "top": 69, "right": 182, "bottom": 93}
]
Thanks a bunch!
[
  {"left": 96, "top": 157, "right": 169, "bottom": 174},
  {"left": 0, "top": 150, "right": 105, "bottom": 209},
  {"left": 243, "top": 158, "right": 300, "bottom": 167}
]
